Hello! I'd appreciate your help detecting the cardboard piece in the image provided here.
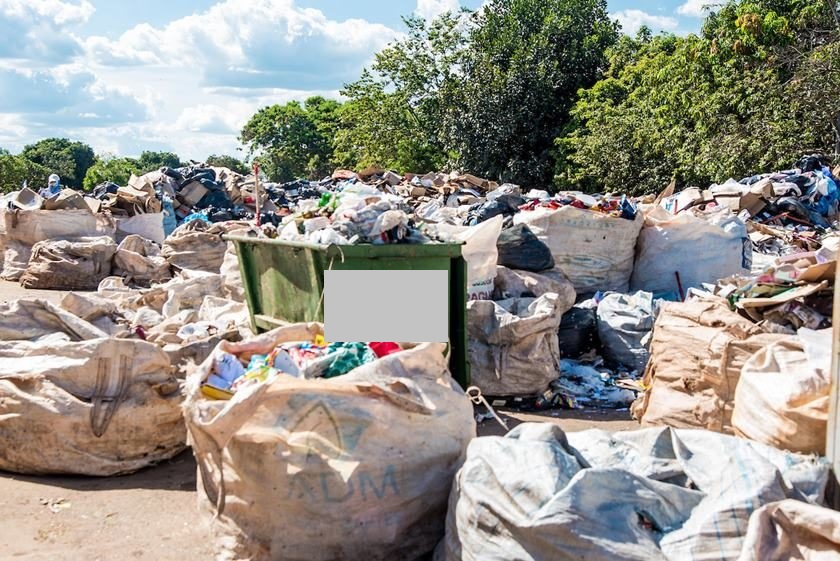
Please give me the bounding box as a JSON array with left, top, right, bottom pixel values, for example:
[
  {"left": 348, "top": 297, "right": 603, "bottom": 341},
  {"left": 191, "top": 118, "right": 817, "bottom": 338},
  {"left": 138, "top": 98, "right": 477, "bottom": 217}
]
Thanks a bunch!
[
  {"left": 738, "top": 281, "right": 829, "bottom": 309},
  {"left": 740, "top": 192, "right": 767, "bottom": 217},
  {"left": 43, "top": 189, "right": 89, "bottom": 211},
  {"left": 332, "top": 169, "right": 358, "bottom": 181},
  {"left": 798, "top": 260, "right": 836, "bottom": 283},
  {"left": 178, "top": 181, "right": 209, "bottom": 207}
]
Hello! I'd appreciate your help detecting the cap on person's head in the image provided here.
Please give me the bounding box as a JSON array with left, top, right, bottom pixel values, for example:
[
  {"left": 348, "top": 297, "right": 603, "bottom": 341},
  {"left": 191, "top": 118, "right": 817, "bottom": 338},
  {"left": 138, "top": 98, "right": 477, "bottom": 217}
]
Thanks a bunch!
[{"left": 48, "top": 174, "right": 60, "bottom": 186}]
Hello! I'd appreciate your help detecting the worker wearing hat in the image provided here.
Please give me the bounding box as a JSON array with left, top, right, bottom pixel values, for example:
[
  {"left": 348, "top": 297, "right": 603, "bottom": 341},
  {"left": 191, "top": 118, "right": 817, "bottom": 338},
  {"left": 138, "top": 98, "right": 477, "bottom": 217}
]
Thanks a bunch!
[{"left": 39, "top": 174, "right": 61, "bottom": 200}]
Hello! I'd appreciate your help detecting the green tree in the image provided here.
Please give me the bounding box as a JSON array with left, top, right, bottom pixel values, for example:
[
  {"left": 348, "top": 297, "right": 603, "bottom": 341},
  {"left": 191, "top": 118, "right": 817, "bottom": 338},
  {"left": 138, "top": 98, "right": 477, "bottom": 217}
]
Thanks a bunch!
[
  {"left": 240, "top": 96, "right": 341, "bottom": 182},
  {"left": 137, "top": 151, "right": 182, "bottom": 173},
  {"left": 0, "top": 154, "right": 51, "bottom": 194},
  {"left": 450, "top": 0, "right": 619, "bottom": 186},
  {"left": 20, "top": 138, "right": 96, "bottom": 190},
  {"left": 335, "top": 13, "right": 466, "bottom": 172},
  {"left": 206, "top": 154, "right": 249, "bottom": 174},
  {"left": 557, "top": 0, "right": 840, "bottom": 195},
  {"left": 82, "top": 156, "right": 140, "bottom": 191}
]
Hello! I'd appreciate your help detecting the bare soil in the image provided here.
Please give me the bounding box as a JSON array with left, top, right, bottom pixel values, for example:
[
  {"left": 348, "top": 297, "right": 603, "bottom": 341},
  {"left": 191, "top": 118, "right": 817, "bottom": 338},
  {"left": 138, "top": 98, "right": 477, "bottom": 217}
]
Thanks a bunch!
[{"left": 0, "top": 280, "right": 639, "bottom": 560}]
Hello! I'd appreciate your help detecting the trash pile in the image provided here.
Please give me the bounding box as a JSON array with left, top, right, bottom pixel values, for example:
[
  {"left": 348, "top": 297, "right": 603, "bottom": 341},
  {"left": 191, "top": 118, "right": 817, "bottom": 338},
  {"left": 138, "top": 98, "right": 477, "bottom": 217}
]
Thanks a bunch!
[
  {"left": 631, "top": 158, "right": 838, "bottom": 456},
  {"left": 201, "top": 337, "right": 398, "bottom": 399},
  {"left": 440, "top": 423, "right": 834, "bottom": 561},
  {"left": 0, "top": 155, "right": 838, "bottom": 561},
  {"left": 185, "top": 324, "right": 475, "bottom": 561},
  {"left": 0, "top": 238, "right": 249, "bottom": 475},
  {"left": 0, "top": 165, "right": 257, "bottom": 289}
]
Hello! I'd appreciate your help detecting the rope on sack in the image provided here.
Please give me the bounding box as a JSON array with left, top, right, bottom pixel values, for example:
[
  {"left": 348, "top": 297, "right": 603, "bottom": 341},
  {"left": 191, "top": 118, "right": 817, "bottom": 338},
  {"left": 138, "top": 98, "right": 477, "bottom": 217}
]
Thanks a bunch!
[
  {"left": 315, "top": 245, "right": 346, "bottom": 317},
  {"left": 466, "top": 386, "right": 509, "bottom": 431},
  {"left": 90, "top": 356, "right": 131, "bottom": 438}
]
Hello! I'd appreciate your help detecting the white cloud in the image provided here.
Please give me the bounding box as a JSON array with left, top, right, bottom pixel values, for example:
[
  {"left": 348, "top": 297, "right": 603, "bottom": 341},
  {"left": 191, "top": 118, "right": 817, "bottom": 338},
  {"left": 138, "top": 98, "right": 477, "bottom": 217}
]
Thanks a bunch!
[
  {"left": 0, "top": 0, "right": 93, "bottom": 25},
  {"left": 0, "top": 0, "right": 93, "bottom": 64},
  {"left": 677, "top": 0, "right": 716, "bottom": 18},
  {"left": 0, "top": 66, "right": 148, "bottom": 127},
  {"left": 0, "top": 0, "right": 404, "bottom": 159},
  {"left": 416, "top": 0, "right": 460, "bottom": 20},
  {"left": 612, "top": 9, "right": 679, "bottom": 34},
  {"left": 85, "top": 0, "right": 399, "bottom": 90},
  {"left": 174, "top": 104, "right": 245, "bottom": 135}
]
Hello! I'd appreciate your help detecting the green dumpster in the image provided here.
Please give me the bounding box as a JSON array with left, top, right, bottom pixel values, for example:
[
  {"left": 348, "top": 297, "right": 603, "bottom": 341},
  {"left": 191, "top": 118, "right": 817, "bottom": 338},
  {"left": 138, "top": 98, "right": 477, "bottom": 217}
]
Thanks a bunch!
[{"left": 224, "top": 235, "right": 470, "bottom": 388}]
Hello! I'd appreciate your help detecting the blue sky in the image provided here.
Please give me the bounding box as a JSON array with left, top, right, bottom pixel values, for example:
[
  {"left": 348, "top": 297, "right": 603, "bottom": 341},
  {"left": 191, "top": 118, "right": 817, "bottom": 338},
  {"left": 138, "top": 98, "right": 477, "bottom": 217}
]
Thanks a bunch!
[{"left": 0, "top": 0, "right": 709, "bottom": 160}]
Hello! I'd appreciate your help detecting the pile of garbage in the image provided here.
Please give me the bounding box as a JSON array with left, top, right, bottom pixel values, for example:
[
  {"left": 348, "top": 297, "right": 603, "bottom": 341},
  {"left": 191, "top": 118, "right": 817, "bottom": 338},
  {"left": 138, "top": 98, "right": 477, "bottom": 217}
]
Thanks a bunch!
[
  {"left": 1, "top": 156, "right": 840, "bottom": 561},
  {"left": 201, "top": 337, "right": 400, "bottom": 399},
  {"left": 0, "top": 234, "right": 249, "bottom": 476},
  {"left": 185, "top": 324, "right": 475, "bottom": 560},
  {"left": 440, "top": 424, "right": 835, "bottom": 561}
]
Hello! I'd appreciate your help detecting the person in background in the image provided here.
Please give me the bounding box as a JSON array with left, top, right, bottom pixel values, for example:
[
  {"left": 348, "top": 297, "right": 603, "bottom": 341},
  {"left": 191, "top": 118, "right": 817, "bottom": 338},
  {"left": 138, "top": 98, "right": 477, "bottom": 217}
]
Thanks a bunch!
[{"left": 39, "top": 173, "right": 61, "bottom": 199}]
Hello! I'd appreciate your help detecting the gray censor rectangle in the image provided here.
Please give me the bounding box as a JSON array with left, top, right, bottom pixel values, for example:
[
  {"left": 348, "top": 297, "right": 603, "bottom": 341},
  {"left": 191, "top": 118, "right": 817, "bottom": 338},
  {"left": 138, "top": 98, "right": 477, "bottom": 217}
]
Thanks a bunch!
[{"left": 324, "top": 269, "right": 449, "bottom": 342}]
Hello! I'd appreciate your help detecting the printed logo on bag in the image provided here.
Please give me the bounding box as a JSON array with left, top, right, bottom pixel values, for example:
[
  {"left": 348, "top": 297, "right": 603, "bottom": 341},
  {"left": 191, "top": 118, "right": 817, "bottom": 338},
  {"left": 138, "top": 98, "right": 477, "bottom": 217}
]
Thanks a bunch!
[{"left": 281, "top": 398, "right": 400, "bottom": 504}]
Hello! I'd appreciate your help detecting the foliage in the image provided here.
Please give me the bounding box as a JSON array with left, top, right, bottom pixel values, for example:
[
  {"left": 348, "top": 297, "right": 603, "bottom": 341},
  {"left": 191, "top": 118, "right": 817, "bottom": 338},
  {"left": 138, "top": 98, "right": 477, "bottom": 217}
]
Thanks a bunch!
[
  {"left": 451, "top": 0, "right": 619, "bottom": 186},
  {"left": 206, "top": 154, "right": 249, "bottom": 175},
  {"left": 335, "top": 13, "right": 466, "bottom": 173},
  {"left": 336, "top": 1, "right": 617, "bottom": 185},
  {"left": 557, "top": 0, "right": 840, "bottom": 195},
  {"left": 0, "top": 154, "right": 51, "bottom": 194},
  {"left": 137, "top": 151, "right": 182, "bottom": 173},
  {"left": 240, "top": 96, "right": 341, "bottom": 182},
  {"left": 20, "top": 138, "right": 95, "bottom": 190},
  {"left": 82, "top": 156, "right": 140, "bottom": 191}
]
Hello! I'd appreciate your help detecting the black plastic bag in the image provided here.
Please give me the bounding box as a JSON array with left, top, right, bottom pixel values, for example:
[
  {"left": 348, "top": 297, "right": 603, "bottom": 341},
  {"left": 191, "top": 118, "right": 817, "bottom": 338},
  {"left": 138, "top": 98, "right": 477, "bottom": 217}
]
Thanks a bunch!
[
  {"left": 496, "top": 224, "right": 554, "bottom": 272},
  {"left": 557, "top": 306, "right": 601, "bottom": 359},
  {"left": 463, "top": 194, "right": 523, "bottom": 226}
]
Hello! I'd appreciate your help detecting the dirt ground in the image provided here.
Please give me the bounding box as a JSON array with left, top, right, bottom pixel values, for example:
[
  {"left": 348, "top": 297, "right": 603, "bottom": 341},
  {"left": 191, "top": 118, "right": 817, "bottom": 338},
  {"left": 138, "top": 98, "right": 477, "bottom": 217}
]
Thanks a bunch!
[{"left": 0, "top": 280, "right": 639, "bottom": 560}]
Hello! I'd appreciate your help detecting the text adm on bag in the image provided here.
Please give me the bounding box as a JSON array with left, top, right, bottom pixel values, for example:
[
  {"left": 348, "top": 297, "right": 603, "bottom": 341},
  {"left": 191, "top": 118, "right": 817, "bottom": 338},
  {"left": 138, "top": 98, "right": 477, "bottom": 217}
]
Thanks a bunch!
[{"left": 324, "top": 270, "right": 449, "bottom": 343}]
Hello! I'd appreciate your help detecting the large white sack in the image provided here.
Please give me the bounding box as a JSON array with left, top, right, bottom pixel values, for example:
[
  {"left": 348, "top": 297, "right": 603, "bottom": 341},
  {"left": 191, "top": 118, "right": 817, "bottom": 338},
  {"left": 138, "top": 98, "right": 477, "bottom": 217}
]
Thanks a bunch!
[
  {"left": 20, "top": 236, "right": 117, "bottom": 290},
  {"left": 467, "top": 293, "right": 569, "bottom": 396},
  {"left": 514, "top": 205, "right": 644, "bottom": 294},
  {"left": 732, "top": 328, "right": 830, "bottom": 455},
  {"left": 162, "top": 220, "right": 241, "bottom": 273},
  {"left": 115, "top": 212, "right": 165, "bottom": 244},
  {"left": 0, "top": 209, "right": 116, "bottom": 280},
  {"left": 221, "top": 240, "right": 245, "bottom": 302},
  {"left": 596, "top": 291, "right": 656, "bottom": 372},
  {"left": 456, "top": 215, "right": 503, "bottom": 300},
  {"left": 0, "top": 337, "right": 185, "bottom": 475},
  {"left": 113, "top": 234, "right": 172, "bottom": 285},
  {"left": 185, "top": 324, "right": 476, "bottom": 561},
  {"left": 631, "top": 207, "right": 751, "bottom": 295},
  {"left": 1, "top": 240, "right": 35, "bottom": 281},
  {"left": 737, "top": 500, "right": 840, "bottom": 561},
  {"left": 163, "top": 220, "right": 226, "bottom": 273},
  {"left": 0, "top": 298, "right": 107, "bottom": 341},
  {"left": 438, "top": 424, "right": 830, "bottom": 561},
  {"left": 423, "top": 216, "right": 504, "bottom": 300},
  {"left": 0, "top": 208, "right": 115, "bottom": 244}
]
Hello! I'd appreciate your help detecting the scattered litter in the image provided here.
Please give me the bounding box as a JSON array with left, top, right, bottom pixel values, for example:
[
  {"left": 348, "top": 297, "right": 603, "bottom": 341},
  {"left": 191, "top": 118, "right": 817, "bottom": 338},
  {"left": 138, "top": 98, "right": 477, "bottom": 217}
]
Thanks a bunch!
[{"left": 39, "top": 498, "right": 71, "bottom": 514}]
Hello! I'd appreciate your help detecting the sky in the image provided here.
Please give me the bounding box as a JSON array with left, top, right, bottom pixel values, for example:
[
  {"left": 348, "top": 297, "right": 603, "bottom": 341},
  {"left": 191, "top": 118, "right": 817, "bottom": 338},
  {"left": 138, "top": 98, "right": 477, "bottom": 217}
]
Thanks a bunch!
[{"left": 0, "top": 0, "right": 710, "bottom": 160}]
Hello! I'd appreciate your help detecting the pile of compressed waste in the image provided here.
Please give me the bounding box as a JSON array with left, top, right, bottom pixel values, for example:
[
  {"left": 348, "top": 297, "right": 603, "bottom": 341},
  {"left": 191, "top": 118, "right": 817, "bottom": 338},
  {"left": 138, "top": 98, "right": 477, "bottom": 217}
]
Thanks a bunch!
[
  {"left": 0, "top": 247, "right": 248, "bottom": 476},
  {"left": 1, "top": 154, "right": 839, "bottom": 561}
]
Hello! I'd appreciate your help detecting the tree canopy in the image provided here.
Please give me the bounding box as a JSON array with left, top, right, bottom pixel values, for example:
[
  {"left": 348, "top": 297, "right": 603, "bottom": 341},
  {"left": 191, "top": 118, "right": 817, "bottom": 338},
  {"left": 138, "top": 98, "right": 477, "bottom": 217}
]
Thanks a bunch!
[
  {"left": 240, "top": 96, "right": 341, "bottom": 182},
  {"left": 137, "top": 151, "right": 182, "bottom": 173},
  {"left": 82, "top": 156, "right": 140, "bottom": 191},
  {"left": 0, "top": 154, "right": 51, "bottom": 194},
  {"left": 556, "top": 0, "right": 840, "bottom": 195},
  {"left": 20, "top": 138, "right": 95, "bottom": 190}
]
